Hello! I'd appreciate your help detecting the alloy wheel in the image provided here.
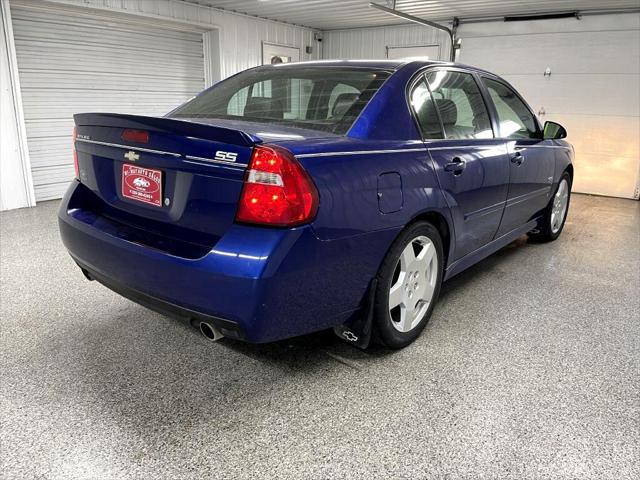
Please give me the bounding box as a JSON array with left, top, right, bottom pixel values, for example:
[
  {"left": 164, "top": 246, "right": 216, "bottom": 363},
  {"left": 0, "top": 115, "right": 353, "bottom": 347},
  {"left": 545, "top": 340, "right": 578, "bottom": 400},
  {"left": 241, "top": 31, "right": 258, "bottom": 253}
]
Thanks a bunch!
[
  {"left": 388, "top": 235, "right": 438, "bottom": 333},
  {"left": 551, "top": 178, "right": 569, "bottom": 234}
]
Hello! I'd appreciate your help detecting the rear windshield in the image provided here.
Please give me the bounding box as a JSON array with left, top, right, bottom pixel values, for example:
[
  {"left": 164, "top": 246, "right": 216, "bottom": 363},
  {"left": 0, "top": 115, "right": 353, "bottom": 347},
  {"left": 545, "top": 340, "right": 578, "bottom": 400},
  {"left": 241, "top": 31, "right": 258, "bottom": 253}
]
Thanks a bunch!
[{"left": 170, "top": 66, "right": 392, "bottom": 135}]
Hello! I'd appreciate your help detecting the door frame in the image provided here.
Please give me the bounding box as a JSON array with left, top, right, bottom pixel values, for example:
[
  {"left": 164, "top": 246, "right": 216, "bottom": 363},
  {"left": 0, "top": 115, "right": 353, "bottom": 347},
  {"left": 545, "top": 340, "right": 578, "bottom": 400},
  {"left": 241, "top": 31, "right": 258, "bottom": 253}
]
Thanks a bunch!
[{"left": 1, "top": 0, "right": 35, "bottom": 209}]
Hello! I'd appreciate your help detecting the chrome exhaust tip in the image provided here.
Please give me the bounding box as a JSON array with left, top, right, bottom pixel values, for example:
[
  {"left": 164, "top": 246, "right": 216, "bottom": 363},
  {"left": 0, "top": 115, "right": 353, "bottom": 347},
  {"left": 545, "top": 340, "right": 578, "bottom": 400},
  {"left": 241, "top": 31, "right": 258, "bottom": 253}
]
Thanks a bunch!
[{"left": 199, "top": 321, "right": 224, "bottom": 342}]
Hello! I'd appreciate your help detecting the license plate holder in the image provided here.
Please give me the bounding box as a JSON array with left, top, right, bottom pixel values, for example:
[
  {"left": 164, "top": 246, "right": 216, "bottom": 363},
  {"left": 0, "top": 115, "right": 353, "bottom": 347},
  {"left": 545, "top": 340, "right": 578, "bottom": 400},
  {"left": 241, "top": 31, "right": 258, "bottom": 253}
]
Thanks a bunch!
[{"left": 121, "top": 164, "right": 163, "bottom": 207}]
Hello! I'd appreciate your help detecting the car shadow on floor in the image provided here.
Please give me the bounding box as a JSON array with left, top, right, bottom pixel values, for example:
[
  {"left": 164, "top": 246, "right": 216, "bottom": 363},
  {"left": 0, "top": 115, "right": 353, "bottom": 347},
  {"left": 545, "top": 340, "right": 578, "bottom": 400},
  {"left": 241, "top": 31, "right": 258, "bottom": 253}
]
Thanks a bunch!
[
  {"left": 438, "top": 235, "right": 533, "bottom": 300},
  {"left": 215, "top": 234, "right": 540, "bottom": 363}
]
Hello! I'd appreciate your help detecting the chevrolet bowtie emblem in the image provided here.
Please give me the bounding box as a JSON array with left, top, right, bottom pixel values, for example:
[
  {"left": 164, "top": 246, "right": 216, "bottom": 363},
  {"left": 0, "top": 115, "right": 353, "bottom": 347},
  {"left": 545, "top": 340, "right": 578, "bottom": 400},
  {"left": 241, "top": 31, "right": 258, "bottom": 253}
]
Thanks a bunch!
[{"left": 124, "top": 151, "right": 139, "bottom": 161}]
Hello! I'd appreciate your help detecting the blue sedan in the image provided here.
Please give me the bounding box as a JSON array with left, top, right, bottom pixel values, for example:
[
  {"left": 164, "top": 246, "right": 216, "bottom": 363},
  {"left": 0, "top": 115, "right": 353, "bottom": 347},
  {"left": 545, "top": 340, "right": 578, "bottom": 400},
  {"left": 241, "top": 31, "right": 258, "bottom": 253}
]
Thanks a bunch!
[{"left": 58, "top": 60, "right": 573, "bottom": 349}]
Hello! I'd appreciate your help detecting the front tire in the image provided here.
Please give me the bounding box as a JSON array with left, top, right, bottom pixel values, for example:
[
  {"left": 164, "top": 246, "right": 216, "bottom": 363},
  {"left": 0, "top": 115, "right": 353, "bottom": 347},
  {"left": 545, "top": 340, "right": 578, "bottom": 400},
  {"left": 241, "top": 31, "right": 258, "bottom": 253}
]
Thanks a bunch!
[
  {"left": 373, "top": 221, "right": 444, "bottom": 349},
  {"left": 529, "top": 172, "right": 572, "bottom": 242}
]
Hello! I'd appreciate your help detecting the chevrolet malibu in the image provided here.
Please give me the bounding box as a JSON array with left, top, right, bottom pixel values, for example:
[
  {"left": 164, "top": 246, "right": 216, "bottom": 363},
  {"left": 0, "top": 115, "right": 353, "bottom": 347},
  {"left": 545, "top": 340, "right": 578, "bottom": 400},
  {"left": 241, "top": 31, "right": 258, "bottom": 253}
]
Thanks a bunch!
[{"left": 58, "top": 60, "right": 573, "bottom": 349}]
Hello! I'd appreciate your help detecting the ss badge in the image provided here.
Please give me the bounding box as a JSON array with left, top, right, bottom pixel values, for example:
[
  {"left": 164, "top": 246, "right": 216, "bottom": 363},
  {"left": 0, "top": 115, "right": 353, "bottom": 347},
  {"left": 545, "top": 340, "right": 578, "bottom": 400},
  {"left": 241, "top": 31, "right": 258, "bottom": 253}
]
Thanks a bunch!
[{"left": 214, "top": 151, "right": 237, "bottom": 163}]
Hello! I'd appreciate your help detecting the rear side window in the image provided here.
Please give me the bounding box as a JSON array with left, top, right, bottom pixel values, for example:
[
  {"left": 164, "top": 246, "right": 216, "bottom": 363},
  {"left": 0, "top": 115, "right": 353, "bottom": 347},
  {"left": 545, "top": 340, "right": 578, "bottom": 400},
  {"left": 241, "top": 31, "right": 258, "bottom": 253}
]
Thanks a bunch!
[
  {"left": 170, "top": 67, "right": 391, "bottom": 135},
  {"left": 409, "top": 79, "right": 443, "bottom": 139},
  {"left": 426, "top": 70, "right": 493, "bottom": 140},
  {"left": 483, "top": 78, "right": 540, "bottom": 139}
]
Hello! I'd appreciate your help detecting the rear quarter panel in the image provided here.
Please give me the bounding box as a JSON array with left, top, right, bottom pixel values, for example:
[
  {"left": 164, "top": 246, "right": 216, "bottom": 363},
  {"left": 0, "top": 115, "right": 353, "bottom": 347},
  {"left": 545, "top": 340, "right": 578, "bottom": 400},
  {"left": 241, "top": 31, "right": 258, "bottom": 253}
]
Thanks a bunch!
[
  {"left": 279, "top": 139, "right": 455, "bottom": 323},
  {"left": 296, "top": 142, "right": 452, "bottom": 241}
]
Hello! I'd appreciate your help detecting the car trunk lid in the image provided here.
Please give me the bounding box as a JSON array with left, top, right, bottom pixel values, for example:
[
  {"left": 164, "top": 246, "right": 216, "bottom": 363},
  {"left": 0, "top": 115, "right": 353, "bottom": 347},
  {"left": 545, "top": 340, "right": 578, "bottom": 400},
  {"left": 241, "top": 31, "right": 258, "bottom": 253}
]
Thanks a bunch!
[{"left": 73, "top": 113, "right": 261, "bottom": 256}]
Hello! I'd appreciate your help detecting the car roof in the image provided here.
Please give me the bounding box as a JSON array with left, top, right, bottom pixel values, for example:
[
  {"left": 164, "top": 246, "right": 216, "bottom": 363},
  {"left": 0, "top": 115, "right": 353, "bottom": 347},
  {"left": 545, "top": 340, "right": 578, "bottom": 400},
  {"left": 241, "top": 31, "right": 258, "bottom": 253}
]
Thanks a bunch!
[
  {"left": 256, "top": 59, "right": 495, "bottom": 76},
  {"left": 259, "top": 59, "right": 438, "bottom": 70}
]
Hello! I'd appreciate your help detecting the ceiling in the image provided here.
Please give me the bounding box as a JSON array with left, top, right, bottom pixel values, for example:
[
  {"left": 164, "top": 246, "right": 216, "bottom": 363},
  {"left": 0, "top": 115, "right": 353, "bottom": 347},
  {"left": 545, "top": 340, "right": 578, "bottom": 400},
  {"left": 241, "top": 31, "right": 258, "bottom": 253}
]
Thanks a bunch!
[{"left": 192, "top": 0, "right": 640, "bottom": 30}]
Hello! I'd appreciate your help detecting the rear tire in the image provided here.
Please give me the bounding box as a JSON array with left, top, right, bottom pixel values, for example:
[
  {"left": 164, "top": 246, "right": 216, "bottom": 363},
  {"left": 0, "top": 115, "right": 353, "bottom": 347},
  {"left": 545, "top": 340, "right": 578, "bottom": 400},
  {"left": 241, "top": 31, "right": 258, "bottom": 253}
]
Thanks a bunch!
[
  {"left": 529, "top": 172, "right": 572, "bottom": 242},
  {"left": 373, "top": 221, "right": 443, "bottom": 349}
]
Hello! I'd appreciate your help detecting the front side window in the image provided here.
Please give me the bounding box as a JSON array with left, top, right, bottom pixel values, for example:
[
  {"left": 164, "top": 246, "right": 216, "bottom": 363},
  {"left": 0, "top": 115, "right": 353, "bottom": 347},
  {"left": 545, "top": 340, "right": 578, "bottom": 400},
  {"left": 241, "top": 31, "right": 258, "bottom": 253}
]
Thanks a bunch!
[
  {"left": 426, "top": 70, "right": 493, "bottom": 140},
  {"left": 483, "top": 78, "right": 539, "bottom": 139},
  {"left": 170, "top": 67, "right": 391, "bottom": 135}
]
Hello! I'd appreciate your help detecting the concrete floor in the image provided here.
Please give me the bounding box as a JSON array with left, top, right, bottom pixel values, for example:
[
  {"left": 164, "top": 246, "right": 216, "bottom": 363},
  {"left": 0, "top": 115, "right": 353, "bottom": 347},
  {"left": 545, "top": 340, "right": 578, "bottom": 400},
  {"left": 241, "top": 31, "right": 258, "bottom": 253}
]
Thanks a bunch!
[{"left": 1, "top": 194, "right": 638, "bottom": 479}]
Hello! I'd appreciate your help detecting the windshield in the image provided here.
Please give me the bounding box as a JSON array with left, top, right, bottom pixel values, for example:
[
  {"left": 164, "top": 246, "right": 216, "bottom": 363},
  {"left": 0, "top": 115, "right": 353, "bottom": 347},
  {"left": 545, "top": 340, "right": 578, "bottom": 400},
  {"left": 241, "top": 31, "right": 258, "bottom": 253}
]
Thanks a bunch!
[{"left": 170, "top": 66, "right": 392, "bottom": 135}]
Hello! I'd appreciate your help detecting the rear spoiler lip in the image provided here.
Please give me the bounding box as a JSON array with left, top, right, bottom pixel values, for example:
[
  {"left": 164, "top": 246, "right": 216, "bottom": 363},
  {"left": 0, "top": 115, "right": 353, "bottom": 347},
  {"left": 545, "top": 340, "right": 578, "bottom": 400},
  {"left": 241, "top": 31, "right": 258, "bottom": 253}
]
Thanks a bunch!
[{"left": 74, "top": 112, "right": 262, "bottom": 147}]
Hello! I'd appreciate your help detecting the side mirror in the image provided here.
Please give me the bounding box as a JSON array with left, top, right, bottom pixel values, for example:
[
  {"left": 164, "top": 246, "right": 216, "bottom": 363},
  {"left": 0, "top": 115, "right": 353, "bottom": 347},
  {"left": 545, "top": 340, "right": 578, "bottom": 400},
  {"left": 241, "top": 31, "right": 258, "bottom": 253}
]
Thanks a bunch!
[{"left": 543, "top": 121, "right": 567, "bottom": 140}]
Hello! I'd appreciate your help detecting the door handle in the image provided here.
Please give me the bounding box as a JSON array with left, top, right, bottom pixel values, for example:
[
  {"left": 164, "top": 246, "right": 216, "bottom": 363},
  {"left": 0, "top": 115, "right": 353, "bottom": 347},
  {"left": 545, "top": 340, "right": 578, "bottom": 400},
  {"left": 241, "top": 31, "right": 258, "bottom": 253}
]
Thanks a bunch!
[
  {"left": 511, "top": 151, "right": 524, "bottom": 166},
  {"left": 444, "top": 157, "right": 466, "bottom": 175}
]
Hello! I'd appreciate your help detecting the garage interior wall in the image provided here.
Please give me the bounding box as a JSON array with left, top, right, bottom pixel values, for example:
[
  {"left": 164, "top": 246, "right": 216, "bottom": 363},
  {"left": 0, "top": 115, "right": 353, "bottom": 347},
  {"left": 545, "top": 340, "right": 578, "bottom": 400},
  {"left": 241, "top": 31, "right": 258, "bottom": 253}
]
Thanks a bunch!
[
  {"left": 1, "top": 0, "right": 319, "bottom": 209},
  {"left": 322, "top": 23, "right": 452, "bottom": 61},
  {"left": 457, "top": 13, "right": 640, "bottom": 200}
]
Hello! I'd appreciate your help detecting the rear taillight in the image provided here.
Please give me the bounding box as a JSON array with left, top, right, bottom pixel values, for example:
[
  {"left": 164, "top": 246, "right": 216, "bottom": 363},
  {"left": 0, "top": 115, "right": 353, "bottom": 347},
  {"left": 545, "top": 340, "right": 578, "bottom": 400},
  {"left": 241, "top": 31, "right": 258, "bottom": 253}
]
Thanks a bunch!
[
  {"left": 72, "top": 126, "right": 79, "bottom": 179},
  {"left": 236, "top": 145, "right": 319, "bottom": 227},
  {"left": 121, "top": 129, "right": 149, "bottom": 143}
]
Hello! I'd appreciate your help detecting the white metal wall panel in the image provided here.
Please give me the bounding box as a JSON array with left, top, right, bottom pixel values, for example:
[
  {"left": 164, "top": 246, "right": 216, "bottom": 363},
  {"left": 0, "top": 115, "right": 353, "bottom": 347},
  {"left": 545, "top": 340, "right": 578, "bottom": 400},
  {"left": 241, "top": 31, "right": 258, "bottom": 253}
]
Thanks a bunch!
[
  {"left": 323, "top": 24, "right": 451, "bottom": 61},
  {"left": 387, "top": 45, "right": 441, "bottom": 60},
  {"left": 11, "top": 6, "right": 205, "bottom": 201},
  {"left": 458, "top": 13, "right": 640, "bottom": 199},
  {"left": 43, "top": 0, "right": 320, "bottom": 79}
]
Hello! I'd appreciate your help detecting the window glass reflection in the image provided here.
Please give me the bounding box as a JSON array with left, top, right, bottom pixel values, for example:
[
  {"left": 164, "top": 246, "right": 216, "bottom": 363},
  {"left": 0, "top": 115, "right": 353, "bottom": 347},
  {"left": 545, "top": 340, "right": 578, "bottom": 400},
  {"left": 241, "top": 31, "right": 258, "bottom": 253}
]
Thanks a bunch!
[{"left": 426, "top": 71, "right": 494, "bottom": 140}]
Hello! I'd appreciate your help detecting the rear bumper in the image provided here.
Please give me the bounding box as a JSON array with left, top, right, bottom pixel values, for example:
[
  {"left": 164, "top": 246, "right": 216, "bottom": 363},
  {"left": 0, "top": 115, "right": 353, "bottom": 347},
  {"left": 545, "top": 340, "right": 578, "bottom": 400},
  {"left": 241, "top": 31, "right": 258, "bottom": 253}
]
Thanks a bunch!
[
  {"left": 58, "top": 181, "right": 395, "bottom": 342},
  {"left": 74, "top": 259, "right": 245, "bottom": 339}
]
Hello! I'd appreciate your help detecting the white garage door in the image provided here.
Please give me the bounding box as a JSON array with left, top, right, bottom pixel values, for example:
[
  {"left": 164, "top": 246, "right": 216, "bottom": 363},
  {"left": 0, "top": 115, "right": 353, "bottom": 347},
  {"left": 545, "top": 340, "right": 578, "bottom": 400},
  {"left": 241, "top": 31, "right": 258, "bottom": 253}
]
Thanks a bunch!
[
  {"left": 11, "top": 6, "right": 205, "bottom": 201},
  {"left": 459, "top": 14, "right": 640, "bottom": 199}
]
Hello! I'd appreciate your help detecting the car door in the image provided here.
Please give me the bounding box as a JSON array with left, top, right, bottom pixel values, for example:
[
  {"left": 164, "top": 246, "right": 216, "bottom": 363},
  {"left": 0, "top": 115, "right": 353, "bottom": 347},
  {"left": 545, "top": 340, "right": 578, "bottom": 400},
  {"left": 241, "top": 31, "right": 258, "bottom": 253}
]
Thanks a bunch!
[
  {"left": 409, "top": 69, "right": 510, "bottom": 261},
  {"left": 481, "top": 77, "right": 556, "bottom": 236}
]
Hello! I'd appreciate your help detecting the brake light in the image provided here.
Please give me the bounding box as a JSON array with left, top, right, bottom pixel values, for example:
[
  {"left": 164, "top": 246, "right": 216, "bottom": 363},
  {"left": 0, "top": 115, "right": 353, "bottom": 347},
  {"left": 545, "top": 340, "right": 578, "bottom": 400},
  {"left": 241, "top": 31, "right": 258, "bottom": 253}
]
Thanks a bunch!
[
  {"left": 236, "top": 145, "right": 319, "bottom": 227},
  {"left": 72, "top": 126, "right": 79, "bottom": 179},
  {"left": 121, "top": 129, "right": 149, "bottom": 144}
]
